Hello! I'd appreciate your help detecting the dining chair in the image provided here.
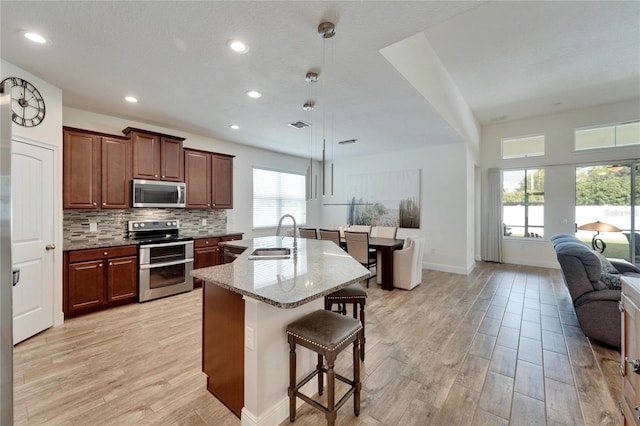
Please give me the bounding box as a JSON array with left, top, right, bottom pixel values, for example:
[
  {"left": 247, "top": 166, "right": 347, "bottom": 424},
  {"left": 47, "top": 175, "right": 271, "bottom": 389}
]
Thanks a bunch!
[
  {"left": 372, "top": 226, "right": 397, "bottom": 239},
  {"left": 298, "top": 227, "right": 318, "bottom": 239},
  {"left": 351, "top": 225, "right": 371, "bottom": 234},
  {"left": 344, "top": 231, "right": 376, "bottom": 287},
  {"left": 319, "top": 229, "right": 342, "bottom": 247},
  {"left": 392, "top": 236, "right": 424, "bottom": 290}
]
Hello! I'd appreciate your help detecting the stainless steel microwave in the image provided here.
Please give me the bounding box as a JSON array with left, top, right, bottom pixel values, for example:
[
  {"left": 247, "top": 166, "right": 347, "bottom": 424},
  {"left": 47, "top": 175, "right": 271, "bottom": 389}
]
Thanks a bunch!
[{"left": 132, "top": 179, "right": 186, "bottom": 208}]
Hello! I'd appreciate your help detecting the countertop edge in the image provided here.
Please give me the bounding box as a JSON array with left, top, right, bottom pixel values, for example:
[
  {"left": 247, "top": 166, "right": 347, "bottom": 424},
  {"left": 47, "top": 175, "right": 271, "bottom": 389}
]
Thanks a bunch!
[{"left": 194, "top": 271, "right": 370, "bottom": 309}]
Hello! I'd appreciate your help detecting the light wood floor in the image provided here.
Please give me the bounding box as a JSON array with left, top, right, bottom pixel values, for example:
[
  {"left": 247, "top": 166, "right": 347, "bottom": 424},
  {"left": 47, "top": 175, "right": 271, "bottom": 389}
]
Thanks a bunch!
[{"left": 13, "top": 262, "right": 621, "bottom": 425}]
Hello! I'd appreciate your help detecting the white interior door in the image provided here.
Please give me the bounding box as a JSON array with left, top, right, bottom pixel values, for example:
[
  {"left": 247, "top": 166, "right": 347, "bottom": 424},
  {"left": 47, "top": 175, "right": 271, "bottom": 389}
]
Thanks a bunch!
[{"left": 12, "top": 140, "right": 54, "bottom": 344}]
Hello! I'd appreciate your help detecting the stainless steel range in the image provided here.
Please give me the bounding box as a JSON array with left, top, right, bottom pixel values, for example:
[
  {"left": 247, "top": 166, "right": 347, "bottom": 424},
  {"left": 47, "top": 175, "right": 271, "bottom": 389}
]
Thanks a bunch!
[{"left": 128, "top": 220, "right": 194, "bottom": 302}]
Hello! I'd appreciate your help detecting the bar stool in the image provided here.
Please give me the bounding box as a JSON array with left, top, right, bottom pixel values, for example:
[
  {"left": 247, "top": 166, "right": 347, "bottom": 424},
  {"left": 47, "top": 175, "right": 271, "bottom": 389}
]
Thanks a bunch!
[
  {"left": 286, "top": 310, "right": 363, "bottom": 425},
  {"left": 324, "top": 283, "right": 367, "bottom": 361}
]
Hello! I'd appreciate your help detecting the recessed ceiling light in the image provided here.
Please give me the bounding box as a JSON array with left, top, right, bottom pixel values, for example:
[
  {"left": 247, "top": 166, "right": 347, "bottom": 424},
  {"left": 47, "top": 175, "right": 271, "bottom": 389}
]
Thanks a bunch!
[
  {"left": 125, "top": 96, "right": 138, "bottom": 103},
  {"left": 246, "top": 90, "right": 262, "bottom": 99},
  {"left": 229, "top": 124, "right": 240, "bottom": 130},
  {"left": 24, "top": 32, "right": 47, "bottom": 44},
  {"left": 228, "top": 40, "right": 249, "bottom": 54}
]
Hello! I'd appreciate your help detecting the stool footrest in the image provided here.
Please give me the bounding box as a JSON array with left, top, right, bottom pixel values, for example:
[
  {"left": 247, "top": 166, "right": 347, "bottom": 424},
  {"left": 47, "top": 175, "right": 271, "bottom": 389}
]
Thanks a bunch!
[{"left": 293, "top": 385, "right": 355, "bottom": 416}]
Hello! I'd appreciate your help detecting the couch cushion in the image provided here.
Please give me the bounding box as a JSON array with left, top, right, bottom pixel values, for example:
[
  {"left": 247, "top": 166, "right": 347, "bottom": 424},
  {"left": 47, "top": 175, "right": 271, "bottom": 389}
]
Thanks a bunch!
[{"left": 593, "top": 251, "right": 619, "bottom": 274}]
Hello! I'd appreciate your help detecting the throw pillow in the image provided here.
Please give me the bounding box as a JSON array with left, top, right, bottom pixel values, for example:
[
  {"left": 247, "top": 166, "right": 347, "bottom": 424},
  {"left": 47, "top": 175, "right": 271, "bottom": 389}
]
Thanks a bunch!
[
  {"left": 599, "top": 272, "right": 622, "bottom": 290},
  {"left": 594, "top": 251, "right": 619, "bottom": 274}
]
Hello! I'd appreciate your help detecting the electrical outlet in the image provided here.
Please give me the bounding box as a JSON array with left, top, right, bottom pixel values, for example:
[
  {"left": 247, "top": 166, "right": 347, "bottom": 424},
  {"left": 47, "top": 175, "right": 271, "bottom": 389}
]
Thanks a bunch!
[
  {"left": 201, "top": 218, "right": 207, "bottom": 226},
  {"left": 89, "top": 222, "right": 98, "bottom": 233},
  {"left": 245, "top": 326, "right": 254, "bottom": 350}
]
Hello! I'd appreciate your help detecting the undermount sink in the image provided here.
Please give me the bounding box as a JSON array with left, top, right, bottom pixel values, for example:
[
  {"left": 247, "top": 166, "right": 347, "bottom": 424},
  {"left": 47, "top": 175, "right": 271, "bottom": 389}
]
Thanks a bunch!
[{"left": 248, "top": 247, "right": 291, "bottom": 260}]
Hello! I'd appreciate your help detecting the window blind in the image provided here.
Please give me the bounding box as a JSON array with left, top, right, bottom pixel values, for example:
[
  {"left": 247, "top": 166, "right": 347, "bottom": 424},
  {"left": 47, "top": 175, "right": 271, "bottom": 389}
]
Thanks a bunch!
[{"left": 253, "top": 168, "right": 306, "bottom": 228}]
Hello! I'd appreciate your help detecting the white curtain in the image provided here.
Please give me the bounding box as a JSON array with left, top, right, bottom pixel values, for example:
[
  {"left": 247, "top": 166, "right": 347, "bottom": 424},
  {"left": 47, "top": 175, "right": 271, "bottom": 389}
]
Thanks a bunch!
[{"left": 482, "top": 168, "right": 503, "bottom": 263}]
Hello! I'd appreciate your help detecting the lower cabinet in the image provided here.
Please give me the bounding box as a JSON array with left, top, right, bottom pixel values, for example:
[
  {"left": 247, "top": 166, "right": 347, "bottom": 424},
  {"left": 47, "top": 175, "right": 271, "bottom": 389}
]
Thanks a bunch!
[
  {"left": 194, "top": 238, "right": 222, "bottom": 287},
  {"left": 621, "top": 276, "right": 640, "bottom": 425},
  {"left": 64, "top": 245, "right": 138, "bottom": 317},
  {"left": 194, "top": 234, "right": 244, "bottom": 286}
]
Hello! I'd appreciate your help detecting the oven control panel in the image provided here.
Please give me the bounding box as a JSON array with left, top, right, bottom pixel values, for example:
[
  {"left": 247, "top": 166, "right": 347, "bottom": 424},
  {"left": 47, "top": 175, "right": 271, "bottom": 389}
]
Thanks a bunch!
[{"left": 128, "top": 220, "right": 180, "bottom": 231}]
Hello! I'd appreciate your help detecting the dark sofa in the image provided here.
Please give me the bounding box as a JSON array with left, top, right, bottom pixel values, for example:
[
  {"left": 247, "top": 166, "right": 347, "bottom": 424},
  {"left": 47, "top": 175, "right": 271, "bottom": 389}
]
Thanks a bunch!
[{"left": 551, "top": 234, "right": 640, "bottom": 349}]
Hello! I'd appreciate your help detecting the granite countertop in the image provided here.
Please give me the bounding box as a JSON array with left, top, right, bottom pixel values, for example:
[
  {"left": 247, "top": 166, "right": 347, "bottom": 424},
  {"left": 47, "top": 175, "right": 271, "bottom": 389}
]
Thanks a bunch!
[
  {"left": 63, "top": 231, "right": 244, "bottom": 251},
  {"left": 191, "top": 236, "right": 370, "bottom": 309}
]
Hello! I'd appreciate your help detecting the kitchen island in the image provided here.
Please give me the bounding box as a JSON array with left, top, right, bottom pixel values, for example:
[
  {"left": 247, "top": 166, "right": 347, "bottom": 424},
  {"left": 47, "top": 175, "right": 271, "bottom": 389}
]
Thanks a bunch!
[{"left": 191, "top": 236, "right": 369, "bottom": 426}]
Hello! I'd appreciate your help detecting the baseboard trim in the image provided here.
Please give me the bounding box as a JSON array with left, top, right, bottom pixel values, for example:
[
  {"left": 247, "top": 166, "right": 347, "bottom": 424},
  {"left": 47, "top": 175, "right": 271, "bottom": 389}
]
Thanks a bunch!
[
  {"left": 422, "top": 262, "right": 469, "bottom": 275},
  {"left": 502, "top": 257, "right": 559, "bottom": 269},
  {"left": 241, "top": 377, "right": 316, "bottom": 426}
]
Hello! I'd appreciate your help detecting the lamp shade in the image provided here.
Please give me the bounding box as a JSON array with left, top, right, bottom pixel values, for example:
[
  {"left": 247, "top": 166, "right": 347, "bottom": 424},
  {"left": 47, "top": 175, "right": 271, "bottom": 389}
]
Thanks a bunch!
[{"left": 577, "top": 221, "right": 621, "bottom": 232}]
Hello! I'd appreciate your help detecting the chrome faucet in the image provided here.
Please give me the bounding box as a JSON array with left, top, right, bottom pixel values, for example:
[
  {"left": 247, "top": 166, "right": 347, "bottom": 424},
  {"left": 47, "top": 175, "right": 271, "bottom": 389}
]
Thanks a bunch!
[{"left": 276, "top": 214, "right": 297, "bottom": 254}]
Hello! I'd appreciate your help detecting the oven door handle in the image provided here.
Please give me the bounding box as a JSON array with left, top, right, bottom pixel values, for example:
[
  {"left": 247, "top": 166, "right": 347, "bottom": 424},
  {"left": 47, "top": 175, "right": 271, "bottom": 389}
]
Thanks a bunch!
[
  {"left": 141, "top": 241, "right": 193, "bottom": 249},
  {"left": 140, "top": 258, "right": 194, "bottom": 270}
]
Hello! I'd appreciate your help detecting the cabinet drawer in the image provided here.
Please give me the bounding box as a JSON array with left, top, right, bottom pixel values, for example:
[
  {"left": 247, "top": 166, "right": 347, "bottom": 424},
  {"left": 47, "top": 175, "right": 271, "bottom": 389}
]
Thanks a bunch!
[
  {"left": 221, "top": 234, "right": 243, "bottom": 242},
  {"left": 68, "top": 245, "right": 138, "bottom": 262},
  {"left": 195, "top": 238, "right": 221, "bottom": 248}
]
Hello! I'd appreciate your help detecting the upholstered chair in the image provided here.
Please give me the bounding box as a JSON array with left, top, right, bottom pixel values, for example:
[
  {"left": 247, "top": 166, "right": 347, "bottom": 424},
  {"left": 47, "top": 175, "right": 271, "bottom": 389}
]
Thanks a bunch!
[
  {"left": 350, "top": 225, "right": 371, "bottom": 234},
  {"left": 392, "top": 237, "right": 424, "bottom": 290},
  {"left": 319, "top": 229, "right": 342, "bottom": 247},
  {"left": 344, "top": 231, "right": 376, "bottom": 286},
  {"left": 298, "top": 227, "right": 318, "bottom": 239}
]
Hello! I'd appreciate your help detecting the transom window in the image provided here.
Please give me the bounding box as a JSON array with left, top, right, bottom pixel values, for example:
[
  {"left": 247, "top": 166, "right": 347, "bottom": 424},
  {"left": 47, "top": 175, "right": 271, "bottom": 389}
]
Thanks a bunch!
[
  {"left": 502, "top": 134, "right": 545, "bottom": 159},
  {"left": 253, "top": 168, "right": 306, "bottom": 229},
  {"left": 575, "top": 120, "right": 640, "bottom": 150},
  {"left": 503, "top": 168, "right": 545, "bottom": 238}
]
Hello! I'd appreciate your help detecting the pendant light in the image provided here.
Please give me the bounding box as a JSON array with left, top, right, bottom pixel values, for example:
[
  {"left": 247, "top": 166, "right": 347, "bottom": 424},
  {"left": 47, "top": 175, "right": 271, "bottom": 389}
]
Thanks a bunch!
[
  {"left": 318, "top": 21, "right": 335, "bottom": 197},
  {"left": 304, "top": 72, "right": 318, "bottom": 200}
]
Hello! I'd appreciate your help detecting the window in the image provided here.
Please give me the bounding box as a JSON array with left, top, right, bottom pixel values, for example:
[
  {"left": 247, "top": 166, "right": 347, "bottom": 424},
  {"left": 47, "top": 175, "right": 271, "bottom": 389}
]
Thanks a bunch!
[
  {"left": 502, "top": 134, "right": 544, "bottom": 159},
  {"left": 253, "top": 168, "right": 306, "bottom": 229},
  {"left": 503, "top": 168, "right": 545, "bottom": 238},
  {"left": 575, "top": 164, "right": 638, "bottom": 264},
  {"left": 575, "top": 120, "right": 640, "bottom": 150}
]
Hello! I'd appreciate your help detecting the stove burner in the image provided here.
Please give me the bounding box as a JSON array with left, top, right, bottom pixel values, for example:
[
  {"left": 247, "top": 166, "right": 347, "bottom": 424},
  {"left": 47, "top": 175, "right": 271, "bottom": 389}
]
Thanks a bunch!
[{"left": 127, "top": 219, "right": 192, "bottom": 245}]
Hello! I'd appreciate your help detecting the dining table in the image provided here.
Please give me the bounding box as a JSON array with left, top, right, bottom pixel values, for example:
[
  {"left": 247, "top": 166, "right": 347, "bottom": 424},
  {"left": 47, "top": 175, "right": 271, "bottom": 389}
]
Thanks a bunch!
[{"left": 368, "top": 237, "right": 405, "bottom": 291}]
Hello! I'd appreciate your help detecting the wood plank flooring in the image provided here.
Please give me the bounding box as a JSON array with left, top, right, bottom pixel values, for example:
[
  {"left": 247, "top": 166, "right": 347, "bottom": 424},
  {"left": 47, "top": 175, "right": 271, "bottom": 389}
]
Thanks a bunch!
[{"left": 13, "top": 262, "right": 621, "bottom": 425}]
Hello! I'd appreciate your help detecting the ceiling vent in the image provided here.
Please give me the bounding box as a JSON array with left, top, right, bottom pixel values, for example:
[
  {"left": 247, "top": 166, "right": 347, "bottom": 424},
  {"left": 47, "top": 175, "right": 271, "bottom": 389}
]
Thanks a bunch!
[{"left": 288, "top": 120, "right": 311, "bottom": 129}]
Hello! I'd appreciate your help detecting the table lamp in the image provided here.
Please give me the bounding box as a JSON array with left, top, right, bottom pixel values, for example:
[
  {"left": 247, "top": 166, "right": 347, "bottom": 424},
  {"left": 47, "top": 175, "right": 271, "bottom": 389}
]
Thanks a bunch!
[{"left": 577, "top": 221, "right": 621, "bottom": 253}]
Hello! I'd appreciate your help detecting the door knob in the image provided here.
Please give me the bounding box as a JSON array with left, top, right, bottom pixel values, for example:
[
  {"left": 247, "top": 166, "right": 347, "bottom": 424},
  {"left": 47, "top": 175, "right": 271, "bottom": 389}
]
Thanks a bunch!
[{"left": 45, "top": 244, "right": 56, "bottom": 251}]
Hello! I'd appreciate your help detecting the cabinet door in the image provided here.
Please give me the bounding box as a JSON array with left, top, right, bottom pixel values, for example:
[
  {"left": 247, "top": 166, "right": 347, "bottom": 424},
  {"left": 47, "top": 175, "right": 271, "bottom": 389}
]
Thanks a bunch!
[
  {"left": 132, "top": 132, "right": 160, "bottom": 179},
  {"left": 212, "top": 154, "right": 233, "bottom": 208},
  {"left": 623, "top": 292, "right": 640, "bottom": 415},
  {"left": 185, "top": 150, "right": 211, "bottom": 208},
  {"left": 67, "top": 260, "right": 105, "bottom": 312},
  {"left": 108, "top": 256, "right": 138, "bottom": 302},
  {"left": 161, "top": 137, "right": 184, "bottom": 181},
  {"left": 194, "top": 244, "right": 220, "bottom": 287},
  {"left": 63, "top": 130, "right": 100, "bottom": 209},
  {"left": 102, "top": 137, "right": 131, "bottom": 208}
]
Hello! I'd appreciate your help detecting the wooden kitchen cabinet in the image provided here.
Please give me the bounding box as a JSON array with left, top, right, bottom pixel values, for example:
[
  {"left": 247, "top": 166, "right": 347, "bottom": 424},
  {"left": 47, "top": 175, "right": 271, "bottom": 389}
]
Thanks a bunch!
[
  {"left": 124, "top": 127, "right": 185, "bottom": 182},
  {"left": 63, "top": 127, "right": 131, "bottom": 209},
  {"left": 185, "top": 149, "right": 212, "bottom": 208},
  {"left": 621, "top": 276, "right": 640, "bottom": 425},
  {"left": 64, "top": 245, "right": 138, "bottom": 317},
  {"left": 184, "top": 149, "right": 234, "bottom": 209},
  {"left": 212, "top": 154, "right": 234, "bottom": 208},
  {"left": 194, "top": 238, "right": 222, "bottom": 287}
]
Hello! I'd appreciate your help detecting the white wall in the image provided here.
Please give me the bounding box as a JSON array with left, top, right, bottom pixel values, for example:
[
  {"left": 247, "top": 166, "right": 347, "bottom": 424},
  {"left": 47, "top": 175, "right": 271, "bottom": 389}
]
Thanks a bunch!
[
  {"left": 480, "top": 99, "right": 640, "bottom": 268},
  {"left": 63, "top": 107, "right": 322, "bottom": 238},
  {"left": 1, "top": 60, "right": 64, "bottom": 325},
  {"left": 320, "top": 141, "right": 474, "bottom": 274}
]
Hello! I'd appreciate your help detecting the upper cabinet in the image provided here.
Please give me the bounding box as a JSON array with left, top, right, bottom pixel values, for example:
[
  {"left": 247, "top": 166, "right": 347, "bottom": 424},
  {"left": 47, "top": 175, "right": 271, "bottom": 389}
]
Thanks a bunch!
[
  {"left": 123, "top": 127, "right": 185, "bottom": 182},
  {"left": 63, "top": 127, "right": 131, "bottom": 209},
  {"left": 184, "top": 149, "right": 234, "bottom": 209}
]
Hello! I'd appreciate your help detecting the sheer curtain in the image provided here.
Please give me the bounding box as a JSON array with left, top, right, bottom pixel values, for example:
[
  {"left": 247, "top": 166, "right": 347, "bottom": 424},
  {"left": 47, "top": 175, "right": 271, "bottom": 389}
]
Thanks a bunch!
[{"left": 482, "top": 168, "right": 503, "bottom": 263}]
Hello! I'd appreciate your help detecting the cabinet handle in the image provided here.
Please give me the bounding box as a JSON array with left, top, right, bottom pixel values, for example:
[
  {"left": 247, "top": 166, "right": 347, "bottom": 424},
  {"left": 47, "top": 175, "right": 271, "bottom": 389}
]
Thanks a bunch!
[
  {"left": 207, "top": 204, "right": 210, "bottom": 207},
  {"left": 619, "top": 363, "right": 625, "bottom": 377},
  {"left": 103, "top": 252, "right": 108, "bottom": 256},
  {"left": 109, "top": 262, "right": 113, "bottom": 266},
  {"left": 155, "top": 175, "right": 158, "bottom": 178},
  {"left": 635, "top": 405, "right": 640, "bottom": 421},
  {"left": 162, "top": 175, "right": 165, "bottom": 178},
  {"left": 619, "top": 300, "right": 624, "bottom": 313},
  {"left": 93, "top": 202, "right": 97, "bottom": 206},
  {"left": 625, "top": 357, "right": 640, "bottom": 374},
  {"left": 99, "top": 264, "right": 103, "bottom": 268},
  {"left": 103, "top": 203, "right": 106, "bottom": 206}
]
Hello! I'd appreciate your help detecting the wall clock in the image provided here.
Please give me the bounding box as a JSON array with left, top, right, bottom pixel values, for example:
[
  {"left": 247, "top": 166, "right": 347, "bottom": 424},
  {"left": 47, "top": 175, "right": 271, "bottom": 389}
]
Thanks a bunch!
[{"left": 1, "top": 77, "right": 46, "bottom": 127}]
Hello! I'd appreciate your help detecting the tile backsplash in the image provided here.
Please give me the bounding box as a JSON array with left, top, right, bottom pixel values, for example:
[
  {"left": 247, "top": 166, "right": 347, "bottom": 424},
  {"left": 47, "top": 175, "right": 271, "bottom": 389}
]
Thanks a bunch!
[{"left": 63, "top": 209, "right": 227, "bottom": 244}]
